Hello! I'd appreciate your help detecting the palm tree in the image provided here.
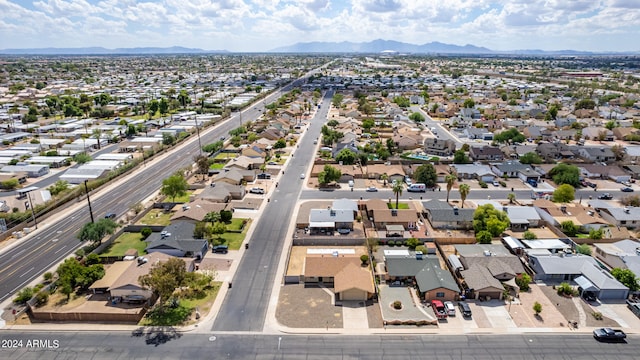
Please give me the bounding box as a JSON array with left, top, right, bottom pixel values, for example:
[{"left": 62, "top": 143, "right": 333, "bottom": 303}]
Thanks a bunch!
[
  {"left": 92, "top": 128, "right": 102, "bottom": 150},
  {"left": 508, "top": 193, "right": 516, "bottom": 204},
  {"left": 459, "top": 184, "right": 470, "bottom": 208},
  {"left": 392, "top": 181, "right": 403, "bottom": 210},
  {"left": 381, "top": 173, "right": 389, "bottom": 187},
  {"left": 445, "top": 174, "right": 457, "bottom": 203}
]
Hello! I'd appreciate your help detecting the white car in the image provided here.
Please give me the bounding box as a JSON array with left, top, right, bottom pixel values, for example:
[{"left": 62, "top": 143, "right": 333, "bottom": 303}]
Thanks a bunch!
[
  {"left": 492, "top": 181, "right": 500, "bottom": 187},
  {"left": 444, "top": 301, "right": 456, "bottom": 316},
  {"left": 300, "top": 173, "right": 305, "bottom": 179}
]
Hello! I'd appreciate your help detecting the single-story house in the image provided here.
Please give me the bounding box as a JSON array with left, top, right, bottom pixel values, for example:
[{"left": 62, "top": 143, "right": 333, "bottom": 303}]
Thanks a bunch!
[
  {"left": 422, "top": 200, "right": 474, "bottom": 230},
  {"left": 383, "top": 250, "right": 459, "bottom": 301},
  {"left": 594, "top": 239, "right": 640, "bottom": 278},
  {"left": 303, "top": 254, "right": 374, "bottom": 301}
]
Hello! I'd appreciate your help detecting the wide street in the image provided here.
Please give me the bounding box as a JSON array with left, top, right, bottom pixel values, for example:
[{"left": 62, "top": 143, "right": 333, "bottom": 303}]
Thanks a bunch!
[
  {"left": 0, "top": 331, "right": 638, "bottom": 360},
  {"left": 212, "top": 91, "right": 333, "bottom": 331},
  {"left": 0, "top": 86, "right": 287, "bottom": 305}
]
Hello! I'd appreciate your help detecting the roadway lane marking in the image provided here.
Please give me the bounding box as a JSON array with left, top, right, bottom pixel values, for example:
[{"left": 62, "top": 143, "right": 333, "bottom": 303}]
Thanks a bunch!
[
  {"left": 54, "top": 245, "right": 67, "bottom": 254},
  {"left": 52, "top": 238, "right": 59, "bottom": 242},
  {"left": 11, "top": 249, "right": 26, "bottom": 258},
  {"left": 19, "top": 267, "right": 34, "bottom": 277}
]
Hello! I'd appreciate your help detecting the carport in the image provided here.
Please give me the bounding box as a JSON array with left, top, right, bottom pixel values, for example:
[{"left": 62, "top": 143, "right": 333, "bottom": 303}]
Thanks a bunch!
[
  {"left": 309, "top": 221, "right": 335, "bottom": 235},
  {"left": 575, "top": 275, "right": 598, "bottom": 298},
  {"left": 385, "top": 225, "right": 404, "bottom": 237}
]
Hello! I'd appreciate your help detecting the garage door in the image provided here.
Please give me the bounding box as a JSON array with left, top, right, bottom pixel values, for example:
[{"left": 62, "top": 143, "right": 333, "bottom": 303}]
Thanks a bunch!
[{"left": 340, "top": 288, "right": 367, "bottom": 301}]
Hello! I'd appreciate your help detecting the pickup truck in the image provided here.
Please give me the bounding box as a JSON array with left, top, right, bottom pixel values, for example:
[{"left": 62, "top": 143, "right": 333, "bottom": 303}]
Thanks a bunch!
[
  {"left": 593, "top": 327, "right": 626, "bottom": 341},
  {"left": 431, "top": 300, "right": 448, "bottom": 320},
  {"left": 597, "top": 193, "right": 613, "bottom": 200}
]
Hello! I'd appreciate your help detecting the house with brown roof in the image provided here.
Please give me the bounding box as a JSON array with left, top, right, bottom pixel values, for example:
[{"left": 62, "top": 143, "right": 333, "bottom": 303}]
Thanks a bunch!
[
  {"left": 170, "top": 199, "right": 228, "bottom": 222},
  {"left": 89, "top": 252, "right": 195, "bottom": 302},
  {"left": 303, "top": 254, "right": 374, "bottom": 301}
]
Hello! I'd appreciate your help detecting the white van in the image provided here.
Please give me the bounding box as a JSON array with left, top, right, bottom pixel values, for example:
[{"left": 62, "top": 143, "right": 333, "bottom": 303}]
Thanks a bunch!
[{"left": 407, "top": 183, "right": 426, "bottom": 192}]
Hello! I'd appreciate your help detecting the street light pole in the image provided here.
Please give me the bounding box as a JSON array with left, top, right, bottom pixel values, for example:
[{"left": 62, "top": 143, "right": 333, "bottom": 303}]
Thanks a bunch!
[
  {"left": 84, "top": 180, "right": 94, "bottom": 223},
  {"left": 26, "top": 191, "right": 37, "bottom": 229}
]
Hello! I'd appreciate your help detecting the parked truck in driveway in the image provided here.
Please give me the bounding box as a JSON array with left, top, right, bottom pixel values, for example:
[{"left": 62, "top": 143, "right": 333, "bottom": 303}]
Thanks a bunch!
[{"left": 431, "top": 300, "right": 448, "bottom": 320}]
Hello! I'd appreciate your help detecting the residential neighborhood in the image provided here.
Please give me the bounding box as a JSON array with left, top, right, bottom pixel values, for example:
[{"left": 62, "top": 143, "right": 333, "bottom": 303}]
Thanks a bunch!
[{"left": 2, "top": 54, "right": 640, "bottom": 339}]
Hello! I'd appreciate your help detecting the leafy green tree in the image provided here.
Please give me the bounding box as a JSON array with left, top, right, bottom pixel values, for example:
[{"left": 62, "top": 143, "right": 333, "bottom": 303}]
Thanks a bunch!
[
  {"left": 445, "top": 174, "right": 456, "bottom": 203},
  {"left": 159, "top": 98, "right": 169, "bottom": 116},
  {"left": 523, "top": 230, "right": 537, "bottom": 240},
  {"left": 220, "top": 210, "right": 233, "bottom": 223},
  {"left": 453, "top": 149, "right": 470, "bottom": 164},
  {"left": 141, "top": 227, "right": 152, "bottom": 239},
  {"left": 408, "top": 112, "right": 425, "bottom": 122},
  {"left": 318, "top": 165, "right": 341, "bottom": 185},
  {"left": 588, "top": 228, "right": 603, "bottom": 240},
  {"left": 463, "top": 98, "right": 475, "bottom": 108},
  {"left": 13, "top": 287, "right": 34, "bottom": 304},
  {"left": 413, "top": 163, "right": 437, "bottom": 188},
  {"left": 74, "top": 152, "right": 92, "bottom": 164},
  {"left": 561, "top": 221, "right": 578, "bottom": 237},
  {"left": 552, "top": 184, "right": 575, "bottom": 203},
  {"left": 331, "top": 93, "right": 344, "bottom": 108},
  {"left": 177, "top": 90, "right": 191, "bottom": 108},
  {"left": 516, "top": 274, "right": 531, "bottom": 291},
  {"left": 274, "top": 138, "right": 286, "bottom": 149},
  {"left": 162, "top": 132, "right": 176, "bottom": 146},
  {"left": 77, "top": 218, "right": 118, "bottom": 243},
  {"left": 575, "top": 98, "right": 595, "bottom": 110},
  {"left": 161, "top": 173, "right": 188, "bottom": 202},
  {"left": 360, "top": 254, "right": 369, "bottom": 265},
  {"left": 549, "top": 163, "right": 580, "bottom": 187},
  {"left": 575, "top": 244, "right": 592, "bottom": 255},
  {"left": 473, "top": 204, "right": 509, "bottom": 236},
  {"left": 203, "top": 140, "right": 224, "bottom": 153},
  {"left": 148, "top": 99, "right": 159, "bottom": 116},
  {"left": 211, "top": 222, "right": 227, "bottom": 241},
  {"left": 459, "top": 184, "right": 470, "bottom": 208},
  {"left": 393, "top": 96, "right": 410, "bottom": 108},
  {"left": 139, "top": 257, "right": 188, "bottom": 312},
  {"left": 392, "top": 180, "right": 403, "bottom": 210},
  {"left": 494, "top": 128, "right": 526, "bottom": 144},
  {"left": 406, "top": 237, "right": 421, "bottom": 250},
  {"left": 48, "top": 180, "right": 69, "bottom": 196},
  {"left": 194, "top": 154, "right": 210, "bottom": 181},
  {"left": 519, "top": 152, "right": 543, "bottom": 164},
  {"left": 335, "top": 148, "right": 356, "bottom": 165},
  {"left": 533, "top": 301, "right": 542, "bottom": 315},
  {"left": 476, "top": 230, "right": 492, "bottom": 244},
  {"left": 362, "top": 118, "right": 375, "bottom": 132},
  {"left": 611, "top": 268, "right": 639, "bottom": 291},
  {"left": 508, "top": 193, "right": 516, "bottom": 204}
]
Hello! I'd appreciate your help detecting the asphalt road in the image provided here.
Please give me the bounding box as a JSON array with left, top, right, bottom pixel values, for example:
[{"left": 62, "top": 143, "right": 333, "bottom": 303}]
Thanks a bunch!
[
  {"left": 212, "top": 91, "right": 333, "bottom": 332},
  {"left": 0, "top": 85, "right": 291, "bottom": 305},
  {"left": 0, "top": 331, "right": 637, "bottom": 360}
]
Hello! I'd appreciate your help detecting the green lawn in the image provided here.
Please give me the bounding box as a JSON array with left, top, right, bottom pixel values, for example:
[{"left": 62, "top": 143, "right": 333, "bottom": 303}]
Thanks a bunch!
[
  {"left": 139, "top": 282, "right": 221, "bottom": 326},
  {"left": 575, "top": 233, "right": 590, "bottom": 239},
  {"left": 138, "top": 209, "right": 172, "bottom": 226},
  {"left": 172, "top": 191, "right": 192, "bottom": 203},
  {"left": 101, "top": 232, "right": 146, "bottom": 257},
  {"left": 216, "top": 218, "right": 252, "bottom": 249},
  {"left": 209, "top": 163, "right": 224, "bottom": 170},
  {"left": 226, "top": 218, "right": 248, "bottom": 231},
  {"left": 387, "top": 202, "right": 410, "bottom": 209}
]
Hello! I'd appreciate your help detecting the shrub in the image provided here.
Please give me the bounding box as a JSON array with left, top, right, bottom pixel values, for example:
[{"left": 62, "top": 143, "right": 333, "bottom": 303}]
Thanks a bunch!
[
  {"left": 516, "top": 274, "right": 531, "bottom": 291},
  {"left": 592, "top": 311, "right": 603, "bottom": 320},
  {"left": 499, "top": 181, "right": 506, "bottom": 187},
  {"left": 220, "top": 210, "right": 233, "bottom": 223},
  {"left": 479, "top": 181, "right": 488, "bottom": 188},
  {"left": 140, "top": 227, "right": 152, "bottom": 239},
  {"left": 34, "top": 291, "right": 49, "bottom": 307},
  {"left": 533, "top": 301, "right": 542, "bottom": 315},
  {"left": 13, "top": 287, "right": 34, "bottom": 304},
  {"left": 43, "top": 272, "right": 53, "bottom": 282},
  {"left": 387, "top": 240, "right": 395, "bottom": 247},
  {"left": 360, "top": 254, "right": 369, "bottom": 265},
  {"left": 415, "top": 245, "right": 427, "bottom": 254},
  {"left": 523, "top": 230, "right": 537, "bottom": 240},
  {"left": 557, "top": 282, "right": 575, "bottom": 296},
  {"left": 392, "top": 300, "right": 402, "bottom": 310}
]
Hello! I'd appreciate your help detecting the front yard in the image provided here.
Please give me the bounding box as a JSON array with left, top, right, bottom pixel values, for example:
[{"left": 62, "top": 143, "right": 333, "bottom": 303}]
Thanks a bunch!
[
  {"left": 138, "top": 209, "right": 172, "bottom": 226},
  {"left": 215, "top": 218, "right": 251, "bottom": 249},
  {"left": 101, "top": 232, "right": 147, "bottom": 257},
  {"left": 139, "top": 282, "right": 222, "bottom": 326}
]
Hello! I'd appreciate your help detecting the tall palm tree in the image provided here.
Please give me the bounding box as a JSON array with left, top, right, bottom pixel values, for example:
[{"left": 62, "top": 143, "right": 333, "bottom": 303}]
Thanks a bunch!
[
  {"left": 381, "top": 173, "right": 389, "bottom": 187},
  {"left": 459, "top": 184, "right": 470, "bottom": 208},
  {"left": 392, "top": 181, "right": 403, "bottom": 210},
  {"left": 445, "top": 174, "right": 457, "bottom": 203}
]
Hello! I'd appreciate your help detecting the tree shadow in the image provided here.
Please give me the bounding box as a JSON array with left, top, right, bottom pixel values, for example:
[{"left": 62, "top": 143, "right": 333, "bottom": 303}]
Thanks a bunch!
[{"left": 144, "top": 326, "right": 182, "bottom": 347}]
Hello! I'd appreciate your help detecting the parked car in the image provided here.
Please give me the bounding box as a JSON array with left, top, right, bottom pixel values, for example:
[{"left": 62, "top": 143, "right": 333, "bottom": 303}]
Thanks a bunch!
[
  {"left": 348, "top": 180, "right": 354, "bottom": 188},
  {"left": 249, "top": 187, "right": 265, "bottom": 194},
  {"left": 458, "top": 301, "right": 472, "bottom": 318},
  {"left": 492, "top": 181, "right": 500, "bottom": 187},
  {"left": 257, "top": 173, "right": 271, "bottom": 179},
  {"left": 300, "top": 173, "right": 305, "bottom": 179},
  {"left": 593, "top": 328, "right": 626, "bottom": 342},
  {"left": 587, "top": 182, "right": 597, "bottom": 188},
  {"left": 104, "top": 212, "right": 116, "bottom": 219},
  {"left": 212, "top": 245, "right": 229, "bottom": 254},
  {"left": 366, "top": 186, "right": 378, "bottom": 192},
  {"left": 621, "top": 187, "right": 634, "bottom": 192},
  {"left": 444, "top": 301, "right": 456, "bottom": 316},
  {"left": 597, "top": 193, "right": 613, "bottom": 200}
]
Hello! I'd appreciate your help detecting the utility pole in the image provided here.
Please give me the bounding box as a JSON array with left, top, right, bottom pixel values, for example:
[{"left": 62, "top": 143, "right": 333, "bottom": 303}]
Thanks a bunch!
[
  {"left": 84, "top": 180, "right": 94, "bottom": 223},
  {"left": 26, "top": 191, "right": 37, "bottom": 229}
]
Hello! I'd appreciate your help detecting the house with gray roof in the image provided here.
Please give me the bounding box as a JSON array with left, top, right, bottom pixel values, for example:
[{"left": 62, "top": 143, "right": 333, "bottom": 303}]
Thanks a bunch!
[
  {"left": 383, "top": 250, "right": 460, "bottom": 301},
  {"left": 527, "top": 253, "right": 628, "bottom": 299},
  {"left": 578, "top": 147, "right": 615, "bottom": 163},
  {"left": 199, "top": 182, "right": 246, "bottom": 203},
  {"left": 309, "top": 208, "right": 354, "bottom": 234},
  {"left": 594, "top": 239, "right": 640, "bottom": 279},
  {"left": 0, "top": 164, "right": 49, "bottom": 178},
  {"left": 464, "top": 127, "right": 493, "bottom": 140},
  {"left": 469, "top": 146, "right": 504, "bottom": 161},
  {"left": 595, "top": 206, "right": 640, "bottom": 229},
  {"left": 491, "top": 161, "right": 534, "bottom": 178},
  {"left": 504, "top": 205, "right": 542, "bottom": 231},
  {"left": 145, "top": 221, "right": 208, "bottom": 259},
  {"left": 451, "top": 164, "right": 496, "bottom": 182},
  {"left": 422, "top": 200, "right": 474, "bottom": 230}
]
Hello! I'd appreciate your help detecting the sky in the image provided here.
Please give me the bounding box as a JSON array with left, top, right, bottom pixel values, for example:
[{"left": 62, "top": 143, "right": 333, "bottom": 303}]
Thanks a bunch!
[{"left": 0, "top": 0, "right": 639, "bottom": 52}]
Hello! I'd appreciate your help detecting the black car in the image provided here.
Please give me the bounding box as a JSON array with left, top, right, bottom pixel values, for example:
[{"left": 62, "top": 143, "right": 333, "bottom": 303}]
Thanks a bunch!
[
  {"left": 593, "top": 328, "right": 626, "bottom": 342},
  {"left": 621, "top": 187, "right": 634, "bottom": 192},
  {"left": 458, "top": 301, "right": 472, "bottom": 318},
  {"left": 212, "top": 245, "right": 228, "bottom": 254}
]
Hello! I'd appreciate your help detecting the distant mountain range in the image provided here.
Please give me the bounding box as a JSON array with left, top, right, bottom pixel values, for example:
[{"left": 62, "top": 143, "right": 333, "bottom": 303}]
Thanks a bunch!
[
  {"left": 0, "top": 46, "right": 228, "bottom": 55},
  {"left": 1, "top": 40, "right": 637, "bottom": 55}
]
